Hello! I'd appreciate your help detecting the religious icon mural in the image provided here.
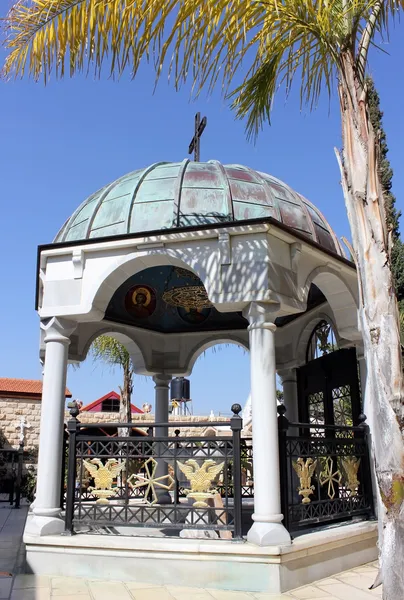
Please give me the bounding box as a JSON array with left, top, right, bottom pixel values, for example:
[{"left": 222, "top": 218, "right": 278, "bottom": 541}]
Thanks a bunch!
[
  {"left": 125, "top": 285, "right": 156, "bottom": 319},
  {"left": 177, "top": 306, "right": 211, "bottom": 325}
]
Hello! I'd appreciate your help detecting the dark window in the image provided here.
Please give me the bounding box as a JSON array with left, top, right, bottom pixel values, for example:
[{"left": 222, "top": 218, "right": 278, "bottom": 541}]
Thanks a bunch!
[
  {"left": 306, "top": 320, "right": 338, "bottom": 363},
  {"left": 101, "top": 398, "right": 120, "bottom": 412}
]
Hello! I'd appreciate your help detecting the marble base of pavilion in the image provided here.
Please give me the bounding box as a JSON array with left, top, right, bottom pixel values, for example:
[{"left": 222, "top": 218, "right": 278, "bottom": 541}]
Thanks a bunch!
[{"left": 23, "top": 520, "right": 377, "bottom": 594}]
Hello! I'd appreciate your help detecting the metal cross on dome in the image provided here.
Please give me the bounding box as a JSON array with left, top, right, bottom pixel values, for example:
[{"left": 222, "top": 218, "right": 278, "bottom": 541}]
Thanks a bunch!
[{"left": 188, "top": 112, "right": 207, "bottom": 162}]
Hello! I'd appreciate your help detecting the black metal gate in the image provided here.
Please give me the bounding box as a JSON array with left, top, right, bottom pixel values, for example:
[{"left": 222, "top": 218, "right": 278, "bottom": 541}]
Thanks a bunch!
[{"left": 297, "top": 347, "right": 362, "bottom": 432}]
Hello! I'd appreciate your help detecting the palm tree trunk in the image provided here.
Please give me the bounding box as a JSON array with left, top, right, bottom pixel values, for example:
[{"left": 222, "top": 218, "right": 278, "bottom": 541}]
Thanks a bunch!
[
  {"left": 336, "top": 50, "right": 404, "bottom": 600},
  {"left": 118, "top": 363, "right": 133, "bottom": 438}
]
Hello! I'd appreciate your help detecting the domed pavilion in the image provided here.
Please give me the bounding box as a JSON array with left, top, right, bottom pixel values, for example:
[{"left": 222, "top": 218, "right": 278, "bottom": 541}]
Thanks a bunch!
[{"left": 28, "top": 159, "right": 376, "bottom": 594}]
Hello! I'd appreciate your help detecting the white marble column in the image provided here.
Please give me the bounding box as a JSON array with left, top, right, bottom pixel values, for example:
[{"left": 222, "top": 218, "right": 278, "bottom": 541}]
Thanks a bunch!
[
  {"left": 153, "top": 374, "right": 172, "bottom": 504},
  {"left": 243, "top": 302, "right": 291, "bottom": 546},
  {"left": 278, "top": 368, "right": 299, "bottom": 424},
  {"left": 27, "top": 317, "right": 76, "bottom": 536}
]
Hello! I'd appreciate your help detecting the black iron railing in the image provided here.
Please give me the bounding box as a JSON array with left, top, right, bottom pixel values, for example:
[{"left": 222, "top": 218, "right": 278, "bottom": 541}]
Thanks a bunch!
[
  {"left": 0, "top": 446, "right": 23, "bottom": 508},
  {"left": 64, "top": 403, "right": 243, "bottom": 539},
  {"left": 278, "top": 406, "right": 374, "bottom": 532}
]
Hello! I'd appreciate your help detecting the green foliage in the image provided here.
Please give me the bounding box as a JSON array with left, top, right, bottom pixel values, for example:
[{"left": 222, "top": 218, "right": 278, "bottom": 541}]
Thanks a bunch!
[
  {"left": 2, "top": 0, "right": 403, "bottom": 140},
  {"left": 91, "top": 335, "right": 131, "bottom": 370},
  {"left": 366, "top": 76, "right": 404, "bottom": 304},
  {"left": 21, "top": 467, "right": 37, "bottom": 502}
]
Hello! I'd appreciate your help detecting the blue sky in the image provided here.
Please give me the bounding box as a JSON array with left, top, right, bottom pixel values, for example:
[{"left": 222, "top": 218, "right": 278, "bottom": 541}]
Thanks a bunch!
[{"left": 0, "top": 19, "right": 403, "bottom": 415}]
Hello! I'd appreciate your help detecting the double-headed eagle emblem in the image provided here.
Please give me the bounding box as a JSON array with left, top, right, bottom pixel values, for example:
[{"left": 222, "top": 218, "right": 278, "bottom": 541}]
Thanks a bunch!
[
  {"left": 83, "top": 458, "right": 125, "bottom": 504},
  {"left": 177, "top": 459, "right": 224, "bottom": 507},
  {"left": 292, "top": 457, "right": 317, "bottom": 504}
]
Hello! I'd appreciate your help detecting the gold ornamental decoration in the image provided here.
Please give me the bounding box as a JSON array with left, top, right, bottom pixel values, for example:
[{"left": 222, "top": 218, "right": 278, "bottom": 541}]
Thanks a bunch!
[
  {"left": 341, "top": 456, "right": 361, "bottom": 495},
  {"left": 319, "top": 457, "right": 342, "bottom": 499},
  {"left": 83, "top": 458, "right": 125, "bottom": 505},
  {"left": 177, "top": 459, "right": 224, "bottom": 508},
  {"left": 162, "top": 286, "right": 213, "bottom": 310},
  {"left": 127, "top": 457, "right": 174, "bottom": 505},
  {"left": 292, "top": 458, "right": 317, "bottom": 504}
]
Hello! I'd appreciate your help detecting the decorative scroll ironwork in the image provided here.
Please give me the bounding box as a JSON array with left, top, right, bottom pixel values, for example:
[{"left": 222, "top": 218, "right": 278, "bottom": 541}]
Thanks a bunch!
[
  {"left": 278, "top": 407, "right": 374, "bottom": 532},
  {"left": 292, "top": 458, "right": 317, "bottom": 504},
  {"left": 127, "top": 457, "right": 174, "bottom": 505},
  {"left": 162, "top": 286, "right": 213, "bottom": 309},
  {"left": 64, "top": 405, "right": 243, "bottom": 539}
]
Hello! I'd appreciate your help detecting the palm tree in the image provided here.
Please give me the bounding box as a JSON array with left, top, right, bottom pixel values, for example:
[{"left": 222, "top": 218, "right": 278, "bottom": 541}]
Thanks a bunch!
[
  {"left": 91, "top": 336, "right": 134, "bottom": 432},
  {"left": 3, "top": 2, "right": 404, "bottom": 596}
]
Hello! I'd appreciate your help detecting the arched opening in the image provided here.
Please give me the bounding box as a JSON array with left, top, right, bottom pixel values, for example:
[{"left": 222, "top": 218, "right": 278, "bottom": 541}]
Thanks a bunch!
[
  {"left": 297, "top": 319, "right": 361, "bottom": 432},
  {"left": 68, "top": 332, "right": 148, "bottom": 437},
  {"left": 306, "top": 319, "right": 339, "bottom": 363},
  {"left": 181, "top": 341, "right": 250, "bottom": 417}
]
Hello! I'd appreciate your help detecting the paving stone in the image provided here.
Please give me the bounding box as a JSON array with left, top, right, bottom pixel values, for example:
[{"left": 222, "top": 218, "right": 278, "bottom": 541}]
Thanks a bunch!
[
  {"left": 208, "top": 591, "right": 254, "bottom": 600},
  {"left": 315, "top": 583, "right": 377, "bottom": 599},
  {"left": 165, "top": 586, "right": 215, "bottom": 600},
  {"left": 290, "top": 585, "right": 334, "bottom": 598},
  {"left": 0, "top": 576, "right": 13, "bottom": 598},
  {"left": 128, "top": 588, "right": 174, "bottom": 600},
  {"left": 88, "top": 581, "right": 133, "bottom": 600},
  {"left": 51, "top": 577, "right": 89, "bottom": 596},
  {"left": 253, "top": 593, "right": 294, "bottom": 599},
  {"left": 14, "top": 575, "right": 50, "bottom": 589},
  {"left": 10, "top": 588, "right": 51, "bottom": 600},
  {"left": 125, "top": 582, "right": 165, "bottom": 591}
]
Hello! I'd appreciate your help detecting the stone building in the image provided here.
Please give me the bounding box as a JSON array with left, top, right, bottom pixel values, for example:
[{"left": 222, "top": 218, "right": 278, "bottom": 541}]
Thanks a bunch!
[
  {"left": 75, "top": 390, "right": 230, "bottom": 437},
  {"left": 0, "top": 378, "right": 71, "bottom": 449}
]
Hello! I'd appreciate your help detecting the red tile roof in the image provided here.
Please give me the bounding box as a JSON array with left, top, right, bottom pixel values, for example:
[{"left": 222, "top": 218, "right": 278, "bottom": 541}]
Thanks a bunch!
[
  {"left": 81, "top": 391, "right": 143, "bottom": 413},
  {"left": 0, "top": 378, "right": 72, "bottom": 398}
]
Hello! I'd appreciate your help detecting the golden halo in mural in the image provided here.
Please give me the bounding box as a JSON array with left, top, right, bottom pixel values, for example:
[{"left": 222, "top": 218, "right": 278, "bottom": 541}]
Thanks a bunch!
[
  {"left": 132, "top": 286, "right": 152, "bottom": 307},
  {"left": 162, "top": 286, "right": 213, "bottom": 310}
]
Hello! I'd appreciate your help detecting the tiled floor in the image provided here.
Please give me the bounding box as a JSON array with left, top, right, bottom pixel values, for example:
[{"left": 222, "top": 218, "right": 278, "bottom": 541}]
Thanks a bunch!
[{"left": 0, "top": 506, "right": 382, "bottom": 600}]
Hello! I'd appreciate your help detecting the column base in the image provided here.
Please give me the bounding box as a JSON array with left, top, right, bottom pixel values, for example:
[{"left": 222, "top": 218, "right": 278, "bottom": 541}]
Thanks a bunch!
[
  {"left": 155, "top": 492, "right": 172, "bottom": 505},
  {"left": 25, "top": 513, "right": 64, "bottom": 537},
  {"left": 247, "top": 521, "right": 291, "bottom": 546}
]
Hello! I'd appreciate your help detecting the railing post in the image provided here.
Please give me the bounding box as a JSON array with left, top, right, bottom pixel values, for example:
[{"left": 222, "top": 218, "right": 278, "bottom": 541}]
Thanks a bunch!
[
  {"left": 230, "top": 403, "right": 243, "bottom": 540},
  {"left": 277, "top": 404, "right": 290, "bottom": 532},
  {"left": 60, "top": 425, "right": 68, "bottom": 510},
  {"left": 358, "top": 413, "right": 375, "bottom": 517},
  {"left": 63, "top": 401, "right": 79, "bottom": 535},
  {"left": 174, "top": 429, "right": 180, "bottom": 504},
  {"left": 14, "top": 444, "right": 24, "bottom": 509}
]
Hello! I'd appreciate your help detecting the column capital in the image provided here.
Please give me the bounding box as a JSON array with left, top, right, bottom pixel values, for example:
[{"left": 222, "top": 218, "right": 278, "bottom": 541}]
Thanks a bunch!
[
  {"left": 41, "top": 317, "right": 77, "bottom": 345},
  {"left": 242, "top": 302, "right": 280, "bottom": 331},
  {"left": 153, "top": 374, "right": 172, "bottom": 388},
  {"left": 277, "top": 367, "right": 298, "bottom": 383}
]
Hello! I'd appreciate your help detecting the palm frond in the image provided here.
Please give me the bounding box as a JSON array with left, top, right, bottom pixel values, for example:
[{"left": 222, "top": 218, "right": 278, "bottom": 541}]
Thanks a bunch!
[
  {"left": 2, "top": 0, "right": 402, "bottom": 137},
  {"left": 91, "top": 335, "right": 131, "bottom": 370}
]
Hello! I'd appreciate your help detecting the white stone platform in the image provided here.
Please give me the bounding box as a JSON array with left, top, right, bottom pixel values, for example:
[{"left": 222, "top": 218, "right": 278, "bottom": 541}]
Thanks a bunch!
[{"left": 23, "top": 519, "right": 378, "bottom": 594}]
